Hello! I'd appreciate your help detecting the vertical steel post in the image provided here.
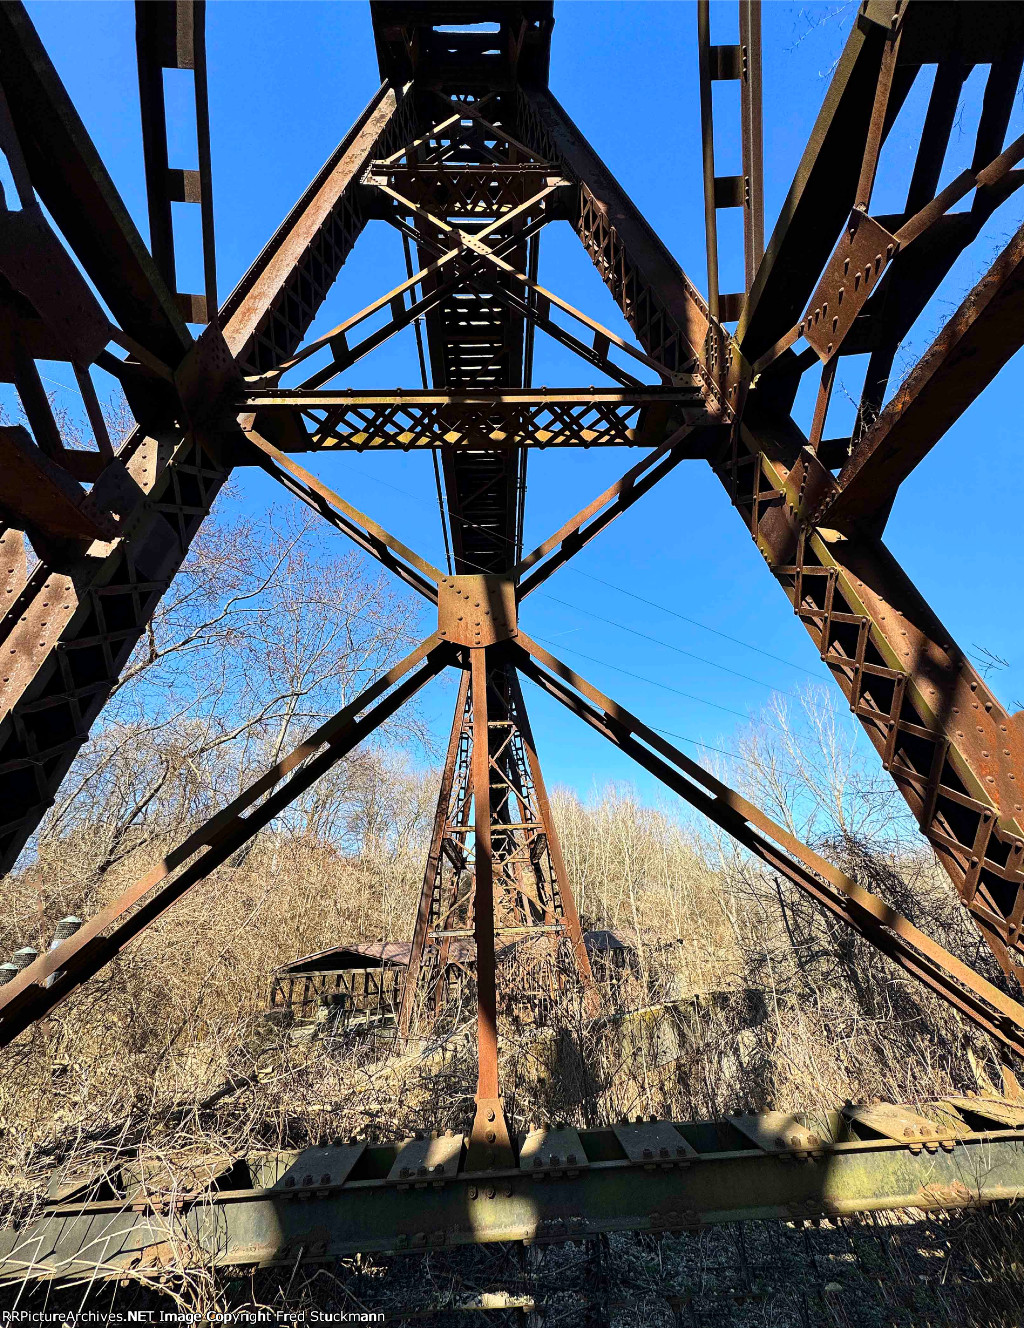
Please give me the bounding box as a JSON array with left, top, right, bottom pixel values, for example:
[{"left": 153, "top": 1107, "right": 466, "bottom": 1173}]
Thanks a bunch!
[
  {"left": 697, "top": 0, "right": 720, "bottom": 322},
  {"left": 507, "top": 666, "right": 599, "bottom": 1012},
  {"left": 738, "top": 0, "right": 764, "bottom": 289},
  {"left": 397, "top": 668, "right": 470, "bottom": 1038},
  {"left": 698, "top": 1, "right": 764, "bottom": 319},
  {"left": 135, "top": 0, "right": 217, "bottom": 324},
  {"left": 465, "top": 645, "right": 514, "bottom": 1170}
]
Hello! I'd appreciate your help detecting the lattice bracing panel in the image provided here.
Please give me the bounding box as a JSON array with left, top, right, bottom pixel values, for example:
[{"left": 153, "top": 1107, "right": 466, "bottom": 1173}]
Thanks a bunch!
[{"left": 241, "top": 387, "right": 704, "bottom": 452}]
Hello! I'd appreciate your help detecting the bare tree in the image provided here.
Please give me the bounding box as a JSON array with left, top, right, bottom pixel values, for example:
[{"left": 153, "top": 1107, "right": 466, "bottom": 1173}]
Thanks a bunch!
[{"left": 8, "top": 499, "right": 434, "bottom": 942}]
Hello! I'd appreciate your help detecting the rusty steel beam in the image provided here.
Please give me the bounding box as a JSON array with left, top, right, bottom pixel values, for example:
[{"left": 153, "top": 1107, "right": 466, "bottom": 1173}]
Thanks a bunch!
[
  {"left": 221, "top": 83, "right": 413, "bottom": 372},
  {"left": 516, "top": 86, "right": 723, "bottom": 406},
  {"left": 0, "top": 636, "right": 450, "bottom": 1045},
  {"left": 824, "top": 216, "right": 1024, "bottom": 531},
  {"left": 721, "top": 407, "right": 1024, "bottom": 983},
  {"left": 514, "top": 61, "right": 1024, "bottom": 988},
  {"left": 0, "top": 422, "right": 231, "bottom": 876},
  {"left": 752, "top": 7, "right": 1024, "bottom": 441},
  {"left": 371, "top": 2, "right": 553, "bottom": 89},
  {"left": 466, "top": 645, "right": 512, "bottom": 1170},
  {"left": 506, "top": 666, "right": 596, "bottom": 1004}
]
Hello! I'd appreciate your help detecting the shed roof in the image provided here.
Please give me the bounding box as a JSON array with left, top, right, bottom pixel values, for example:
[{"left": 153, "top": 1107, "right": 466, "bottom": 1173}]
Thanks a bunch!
[{"left": 276, "top": 928, "right": 640, "bottom": 976}]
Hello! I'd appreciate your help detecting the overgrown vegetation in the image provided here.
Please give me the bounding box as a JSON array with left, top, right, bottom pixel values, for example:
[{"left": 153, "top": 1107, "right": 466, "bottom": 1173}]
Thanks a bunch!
[{"left": 0, "top": 507, "right": 1020, "bottom": 1323}]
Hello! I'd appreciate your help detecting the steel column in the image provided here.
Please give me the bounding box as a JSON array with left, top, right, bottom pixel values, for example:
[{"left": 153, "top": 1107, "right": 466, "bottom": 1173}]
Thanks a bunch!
[{"left": 398, "top": 667, "right": 471, "bottom": 1037}]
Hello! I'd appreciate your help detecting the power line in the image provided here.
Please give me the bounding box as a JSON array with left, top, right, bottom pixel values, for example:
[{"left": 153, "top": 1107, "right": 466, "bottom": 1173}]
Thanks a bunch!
[
  {"left": 561, "top": 566, "right": 821, "bottom": 677},
  {"left": 540, "top": 592, "right": 799, "bottom": 697},
  {"left": 531, "top": 632, "right": 764, "bottom": 724},
  {"left": 523, "top": 640, "right": 891, "bottom": 796}
]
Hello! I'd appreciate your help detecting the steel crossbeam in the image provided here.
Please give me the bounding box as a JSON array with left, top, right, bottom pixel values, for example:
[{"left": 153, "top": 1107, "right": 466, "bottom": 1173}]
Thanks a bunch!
[
  {"left": 1, "top": 1, "right": 1024, "bottom": 1266},
  {"left": 237, "top": 386, "right": 706, "bottom": 452},
  {"left": 4, "top": 1098, "right": 1024, "bottom": 1281}
]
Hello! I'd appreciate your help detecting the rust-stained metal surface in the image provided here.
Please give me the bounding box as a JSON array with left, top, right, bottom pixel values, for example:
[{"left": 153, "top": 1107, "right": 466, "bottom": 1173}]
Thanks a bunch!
[
  {"left": 1, "top": 0, "right": 1024, "bottom": 1265},
  {"left": 239, "top": 386, "right": 706, "bottom": 451}
]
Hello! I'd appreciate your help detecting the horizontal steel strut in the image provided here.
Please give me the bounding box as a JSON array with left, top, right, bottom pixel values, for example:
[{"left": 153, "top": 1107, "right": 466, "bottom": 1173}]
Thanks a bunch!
[{"left": 4, "top": 1097, "right": 1024, "bottom": 1281}]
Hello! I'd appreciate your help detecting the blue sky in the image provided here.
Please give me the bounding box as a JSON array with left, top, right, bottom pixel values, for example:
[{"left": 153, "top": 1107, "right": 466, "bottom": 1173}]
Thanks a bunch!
[{"left": 22, "top": 1, "right": 1024, "bottom": 805}]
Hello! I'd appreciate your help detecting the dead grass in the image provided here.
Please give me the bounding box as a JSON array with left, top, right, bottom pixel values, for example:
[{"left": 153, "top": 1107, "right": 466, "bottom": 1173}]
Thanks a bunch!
[{"left": 0, "top": 688, "right": 1021, "bottom": 1318}]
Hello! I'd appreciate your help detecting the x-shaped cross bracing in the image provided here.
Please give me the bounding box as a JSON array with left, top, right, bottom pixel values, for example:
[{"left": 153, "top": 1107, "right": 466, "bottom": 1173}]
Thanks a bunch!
[
  {"left": 3, "top": 392, "right": 1023, "bottom": 1083},
  {"left": 4, "top": 36, "right": 1024, "bottom": 1155}
]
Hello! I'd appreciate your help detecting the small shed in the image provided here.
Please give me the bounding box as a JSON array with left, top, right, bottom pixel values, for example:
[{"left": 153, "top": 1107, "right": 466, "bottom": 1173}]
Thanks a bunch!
[
  {"left": 268, "top": 941, "right": 412, "bottom": 1027},
  {"left": 583, "top": 928, "right": 639, "bottom": 975},
  {"left": 268, "top": 929, "right": 643, "bottom": 1028}
]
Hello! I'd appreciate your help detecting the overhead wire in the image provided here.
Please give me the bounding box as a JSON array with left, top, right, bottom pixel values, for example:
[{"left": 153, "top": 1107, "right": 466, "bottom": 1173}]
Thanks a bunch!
[
  {"left": 560, "top": 565, "right": 822, "bottom": 677},
  {"left": 530, "top": 632, "right": 773, "bottom": 724},
  {"left": 539, "top": 592, "right": 801, "bottom": 696},
  {"left": 314, "top": 453, "right": 820, "bottom": 710}
]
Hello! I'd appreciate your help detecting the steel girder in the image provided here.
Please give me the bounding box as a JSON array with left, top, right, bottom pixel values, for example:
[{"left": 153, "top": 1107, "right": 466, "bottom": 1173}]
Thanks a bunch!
[{"left": 4, "top": 1097, "right": 1024, "bottom": 1280}]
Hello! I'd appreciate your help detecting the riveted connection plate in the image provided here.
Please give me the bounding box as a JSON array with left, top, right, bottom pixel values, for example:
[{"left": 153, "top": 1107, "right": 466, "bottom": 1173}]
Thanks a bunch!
[
  {"left": 388, "top": 1132, "right": 465, "bottom": 1183},
  {"left": 250, "top": 1143, "right": 366, "bottom": 1191},
  {"left": 519, "top": 1125, "right": 588, "bottom": 1174},
  {"left": 728, "top": 1111, "right": 831, "bottom": 1154},
  {"left": 612, "top": 1121, "right": 696, "bottom": 1166},
  {"left": 800, "top": 210, "right": 898, "bottom": 361},
  {"left": 438, "top": 574, "right": 517, "bottom": 647}
]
